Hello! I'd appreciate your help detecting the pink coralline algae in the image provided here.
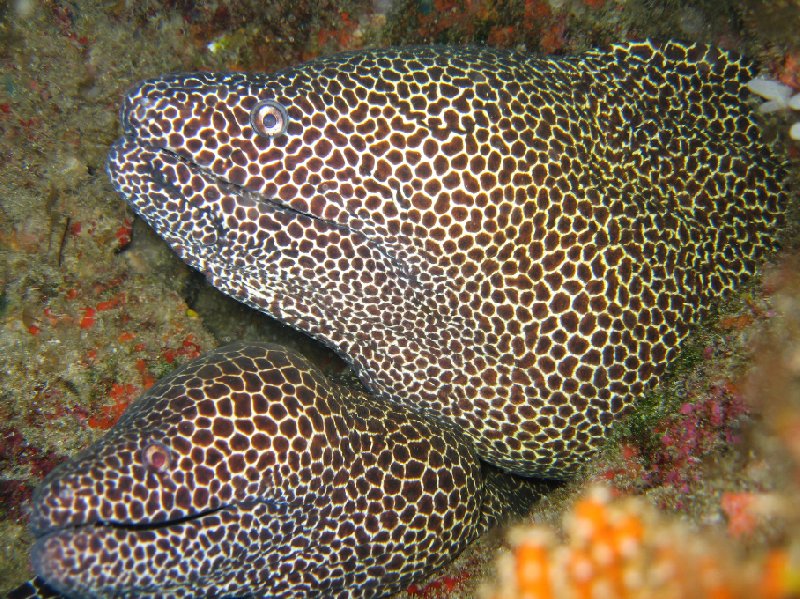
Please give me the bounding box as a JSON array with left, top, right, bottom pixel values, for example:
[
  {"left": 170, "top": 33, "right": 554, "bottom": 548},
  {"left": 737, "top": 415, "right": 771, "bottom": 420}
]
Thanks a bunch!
[
  {"left": 0, "top": 427, "right": 65, "bottom": 523},
  {"left": 646, "top": 383, "right": 749, "bottom": 495}
]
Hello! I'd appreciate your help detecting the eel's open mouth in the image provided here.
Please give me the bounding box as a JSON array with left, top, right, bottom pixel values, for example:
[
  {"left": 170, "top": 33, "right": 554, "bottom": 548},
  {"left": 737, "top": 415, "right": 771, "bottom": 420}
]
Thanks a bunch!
[
  {"left": 33, "top": 501, "right": 234, "bottom": 538},
  {"left": 106, "top": 130, "right": 418, "bottom": 296}
]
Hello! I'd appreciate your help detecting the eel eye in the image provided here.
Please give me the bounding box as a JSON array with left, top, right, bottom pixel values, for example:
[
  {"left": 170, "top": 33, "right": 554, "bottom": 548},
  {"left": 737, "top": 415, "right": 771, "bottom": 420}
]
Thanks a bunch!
[
  {"left": 142, "top": 442, "right": 172, "bottom": 473},
  {"left": 251, "top": 99, "right": 289, "bottom": 138}
]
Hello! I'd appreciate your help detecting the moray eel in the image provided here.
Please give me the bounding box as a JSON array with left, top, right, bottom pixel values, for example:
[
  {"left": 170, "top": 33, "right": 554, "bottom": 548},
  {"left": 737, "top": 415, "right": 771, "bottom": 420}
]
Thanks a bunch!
[
  {"left": 14, "top": 41, "right": 788, "bottom": 598},
  {"left": 13, "top": 343, "right": 538, "bottom": 598},
  {"left": 104, "top": 41, "right": 786, "bottom": 479}
]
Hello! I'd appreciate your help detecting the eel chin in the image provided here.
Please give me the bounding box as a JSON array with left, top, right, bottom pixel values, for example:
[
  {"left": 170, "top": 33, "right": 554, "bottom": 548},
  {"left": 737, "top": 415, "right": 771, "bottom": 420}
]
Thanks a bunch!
[
  {"left": 31, "top": 503, "right": 273, "bottom": 599},
  {"left": 107, "top": 136, "right": 345, "bottom": 244}
]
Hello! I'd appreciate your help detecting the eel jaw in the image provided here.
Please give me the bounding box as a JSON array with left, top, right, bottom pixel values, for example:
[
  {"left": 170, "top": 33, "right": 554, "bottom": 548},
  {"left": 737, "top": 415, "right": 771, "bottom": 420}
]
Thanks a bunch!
[
  {"left": 107, "top": 134, "right": 346, "bottom": 232},
  {"left": 105, "top": 135, "right": 361, "bottom": 278},
  {"left": 106, "top": 133, "right": 424, "bottom": 360},
  {"left": 30, "top": 500, "right": 288, "bottom": 599}
]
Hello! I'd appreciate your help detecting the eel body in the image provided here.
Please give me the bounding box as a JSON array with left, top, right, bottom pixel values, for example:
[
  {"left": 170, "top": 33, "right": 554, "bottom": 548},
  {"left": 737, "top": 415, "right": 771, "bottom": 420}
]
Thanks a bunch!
[
  {"left": 16, "top": 41, "right": 788, "bottom": 597},
  {"left": 15, "top": 343, "right": 537, "bottom": 598},
  {"left": 106, "top": 41, "right": 786, "bottom": 478}
]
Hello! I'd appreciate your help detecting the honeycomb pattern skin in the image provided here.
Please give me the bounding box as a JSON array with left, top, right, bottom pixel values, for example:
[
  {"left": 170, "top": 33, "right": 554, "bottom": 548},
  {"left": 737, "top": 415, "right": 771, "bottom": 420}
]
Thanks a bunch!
[
  {"left": 24, "top": 343, "right": 525, "bottom": 598},
  {"left": 106, "top": 42, "right": 786, "bottom": 479}
]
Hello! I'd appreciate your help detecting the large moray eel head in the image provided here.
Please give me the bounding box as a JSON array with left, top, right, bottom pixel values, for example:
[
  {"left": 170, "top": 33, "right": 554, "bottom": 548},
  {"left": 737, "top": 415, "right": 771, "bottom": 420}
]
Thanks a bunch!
[
  {"left": 107, "top": 43, "right": 787, "bottom": 477},
  {"left": 29, "top": 344, "right": 486, "bottom": 598}
]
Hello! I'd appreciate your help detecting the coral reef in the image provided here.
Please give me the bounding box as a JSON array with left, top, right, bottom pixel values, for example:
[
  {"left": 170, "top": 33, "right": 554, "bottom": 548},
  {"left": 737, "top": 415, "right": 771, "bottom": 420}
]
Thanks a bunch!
[
  {"left": 485, "top": 486, "right": 800, "bottom": 599},
  {"left": 748, "top": 257, "right": 800, "bottom": 447}
]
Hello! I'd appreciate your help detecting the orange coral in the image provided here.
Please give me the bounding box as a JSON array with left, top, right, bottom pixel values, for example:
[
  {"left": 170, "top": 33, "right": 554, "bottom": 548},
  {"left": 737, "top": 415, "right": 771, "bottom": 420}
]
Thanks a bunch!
[
  {"left": 486, "top": 487, "right": 799, "bottom": 599},
  {"left": 87, "top": 382, "right": 139, "bottom": 430},
  {"left": 539, "top": 18, "right": 566, "bottom": 54},
  {"left": 777, "top": 52, "right": 800, "bottom": 89},
  {"left": 720, "top": 492, "right": 758, "bottom": 537}
]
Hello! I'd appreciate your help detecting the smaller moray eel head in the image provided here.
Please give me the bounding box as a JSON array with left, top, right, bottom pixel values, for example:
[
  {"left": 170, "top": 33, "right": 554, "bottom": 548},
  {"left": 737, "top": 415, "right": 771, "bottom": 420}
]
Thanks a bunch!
[
  {"left": 28, "top": 344, "right": 356, "bottom": 598},
  {"left": 27, "top": 343, "right": 496, "bottom": 598}
]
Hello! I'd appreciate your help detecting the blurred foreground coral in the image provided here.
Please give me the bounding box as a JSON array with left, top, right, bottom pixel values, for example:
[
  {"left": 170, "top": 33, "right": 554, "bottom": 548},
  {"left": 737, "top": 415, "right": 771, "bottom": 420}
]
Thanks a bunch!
[
  {"left": 484, "top": 486, "right": 800, "bottom": 599},
  {"left": 747, "top": 254, "right": 800, "bottom": 474}
]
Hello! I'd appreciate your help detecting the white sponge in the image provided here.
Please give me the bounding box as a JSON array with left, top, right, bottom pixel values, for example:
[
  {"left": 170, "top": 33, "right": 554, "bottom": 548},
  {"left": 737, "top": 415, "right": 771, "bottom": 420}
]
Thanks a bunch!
[{"left": 748, "top": 77, "right": 800, "bottom": 140}]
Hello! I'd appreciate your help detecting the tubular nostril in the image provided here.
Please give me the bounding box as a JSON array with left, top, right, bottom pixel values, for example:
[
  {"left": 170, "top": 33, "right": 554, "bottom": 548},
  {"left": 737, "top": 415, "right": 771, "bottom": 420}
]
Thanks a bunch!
[
  {"left": 119, "top": 101, "right": 133, "bottom": 135},
  {"left": 55, "top": 481, "right": 74, "bottom": 502},
  {"left": 121, "top": 95, "right": 154, "bottom": 135}
]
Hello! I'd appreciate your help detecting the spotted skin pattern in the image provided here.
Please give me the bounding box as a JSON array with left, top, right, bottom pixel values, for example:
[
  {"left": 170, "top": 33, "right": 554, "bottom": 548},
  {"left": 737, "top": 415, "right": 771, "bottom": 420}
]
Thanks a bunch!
[
  {"left": 18, "top": 343, "right": 531, "bottom": 598},
  {"left": 106, "top": 41, "right": 786, "bottom": 478}
]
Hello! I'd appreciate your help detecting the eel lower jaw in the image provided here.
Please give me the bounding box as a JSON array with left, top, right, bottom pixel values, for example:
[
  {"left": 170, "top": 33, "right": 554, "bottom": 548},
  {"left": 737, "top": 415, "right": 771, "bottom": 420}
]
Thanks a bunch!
[
  {"left": 31, "top": 496, "right": 296, "bottom": 598},
  {"left": 111, "top": 137, "right": 411, "bottom": 287},
  {"left": 31, "top": 529, "right": 188, "bottom": 599},
  {"left": 30, "top": 502, "right": 250, "bottom": 597},
  {"left": 129, "top": 137, "right": 350, "bottom": 234},
  {"left": 30, "top": 500, "right": 237, "bottom": 539}
]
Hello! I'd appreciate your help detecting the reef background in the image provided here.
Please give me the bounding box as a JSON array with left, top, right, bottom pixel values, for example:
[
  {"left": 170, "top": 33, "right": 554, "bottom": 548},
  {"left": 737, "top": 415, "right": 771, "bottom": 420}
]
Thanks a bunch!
[{"left": 0, "top": 0, "right": 798, "bottom": 596}]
